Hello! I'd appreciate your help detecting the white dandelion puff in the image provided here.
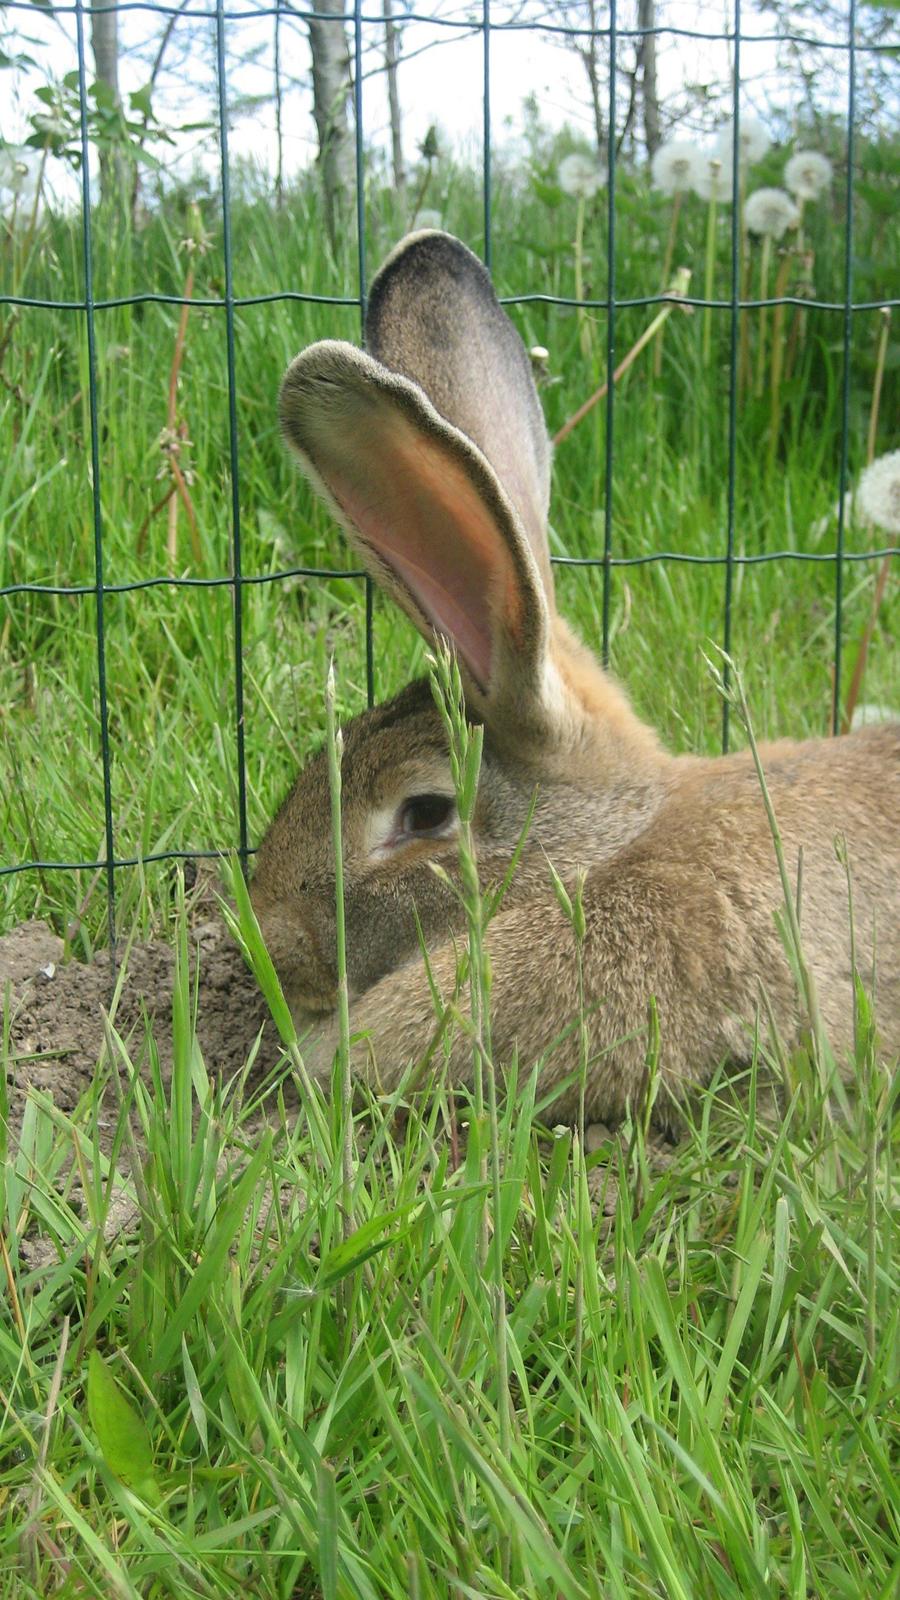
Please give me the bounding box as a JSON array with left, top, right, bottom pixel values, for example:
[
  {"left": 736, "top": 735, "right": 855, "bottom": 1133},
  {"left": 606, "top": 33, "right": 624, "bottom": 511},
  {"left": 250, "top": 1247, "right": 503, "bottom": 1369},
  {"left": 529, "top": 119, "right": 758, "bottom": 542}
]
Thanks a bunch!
[
  {"left": 650, "top": 138, "right": 704, "bottom": 196},
  {"left": 558, "top": 151, "right": 605, "bottom": 199},
  {"left": 714, "top": 115, "right": 771, "bottom": 168},
  {"left": 744, "top": 186, "right": 800, "bottom": 239},
  {"left": 857, "top": 449, "right": 900, "bottom": 535},
  {"left": 693, "top": 157, "right": 734, "bottom": 204},
  {"left": 0, "top": 145, "right": 42, "bottom": 208},
  {"left": 784, "top": 149, "right": 833, "bottom": 201},
  {"left": 412, "top": 209, "right": 444, "bottom": 231}
]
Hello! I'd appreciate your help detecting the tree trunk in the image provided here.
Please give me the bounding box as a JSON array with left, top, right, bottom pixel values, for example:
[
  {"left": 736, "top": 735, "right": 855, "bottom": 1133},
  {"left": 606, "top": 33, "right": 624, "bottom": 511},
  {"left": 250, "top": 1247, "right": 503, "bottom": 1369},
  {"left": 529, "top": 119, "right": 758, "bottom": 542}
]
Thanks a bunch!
[
  {"left": 91, "top": 4, "right": 126, "bottom": 203},
  {"left": 638, "top": 0, "right": 661, "bottom": 156},
  {"left": 274, "top": 0, "right": 285, "bottom": 207},
  {"left": 584, "top": 0, "right": 604, "bottom": 158},
  {"left": 307, "top": 0, "right": 355, "bottom": 248},
  {"left": 383, "top": 0, "right": 405, "bottom": 193}
]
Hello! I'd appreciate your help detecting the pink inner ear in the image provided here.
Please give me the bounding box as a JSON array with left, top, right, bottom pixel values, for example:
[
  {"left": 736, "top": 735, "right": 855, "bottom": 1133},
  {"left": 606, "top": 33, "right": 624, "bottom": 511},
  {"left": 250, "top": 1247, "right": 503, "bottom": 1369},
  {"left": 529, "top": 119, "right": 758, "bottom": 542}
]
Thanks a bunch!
[{"left": 319, "top": 409, "right": 523, "bottom": 689}]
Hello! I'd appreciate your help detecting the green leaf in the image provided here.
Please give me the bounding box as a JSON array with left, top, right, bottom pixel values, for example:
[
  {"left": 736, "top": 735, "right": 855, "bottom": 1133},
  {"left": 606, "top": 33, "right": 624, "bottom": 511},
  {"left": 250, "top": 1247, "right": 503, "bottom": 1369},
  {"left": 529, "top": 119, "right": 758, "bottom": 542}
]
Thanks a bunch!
[
  {"left": 90, "top": 78, "right": 119, "bottom": 111},
  {"left": 531, "top": 176, "right": 563, "bottom": 209},
  {"left": 318, "top": 1211, "right": 402, "bottom": 1286},
  {"left": 87, "top": 1351, "right": 161, "bottom": 1506},
  {"left": 181, "top": 1337, "right": 208, "bottom": 1455},
  {"left": 1, "top": 49, "right": 37, "bottom": 69},
  {"left": 152, "top": 1134, "right": 272, "bottom": 1373},
  {"left": 129, "top": 83, "right": 154, "bottom": 118},
  {"left": 317, "top": 1460, "right": 339, "bottom": 1600}
]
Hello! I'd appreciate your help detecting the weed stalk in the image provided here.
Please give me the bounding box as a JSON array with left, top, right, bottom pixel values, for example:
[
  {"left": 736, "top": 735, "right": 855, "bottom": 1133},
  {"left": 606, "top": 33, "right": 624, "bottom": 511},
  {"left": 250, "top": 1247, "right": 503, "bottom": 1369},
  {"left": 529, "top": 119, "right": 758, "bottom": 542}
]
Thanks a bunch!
[
  {"left": 554, "top": 267, "right": 690, "bottom": 445},
  {"left": 429, "top": 642, "right": 512, "bottom": 1463},
  {"left": 325, "top": 658, "right": 355, "bottom": 1245}
]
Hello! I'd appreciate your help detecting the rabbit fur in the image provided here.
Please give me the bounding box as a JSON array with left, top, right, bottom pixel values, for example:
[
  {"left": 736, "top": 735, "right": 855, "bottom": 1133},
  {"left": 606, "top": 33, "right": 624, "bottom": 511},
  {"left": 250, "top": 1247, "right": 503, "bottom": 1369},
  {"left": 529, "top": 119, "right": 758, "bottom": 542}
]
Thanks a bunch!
[{"left": 251, "top": 230, "right": 900, "bottom": 1127}]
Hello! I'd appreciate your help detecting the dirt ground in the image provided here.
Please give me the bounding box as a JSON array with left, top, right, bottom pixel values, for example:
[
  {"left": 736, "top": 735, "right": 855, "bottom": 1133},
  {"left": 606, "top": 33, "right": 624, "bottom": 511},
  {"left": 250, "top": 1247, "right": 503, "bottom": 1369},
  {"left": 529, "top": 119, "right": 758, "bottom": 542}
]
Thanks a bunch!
[{"left": 2, "top": 915, "right": 280, "bottom": 1148}]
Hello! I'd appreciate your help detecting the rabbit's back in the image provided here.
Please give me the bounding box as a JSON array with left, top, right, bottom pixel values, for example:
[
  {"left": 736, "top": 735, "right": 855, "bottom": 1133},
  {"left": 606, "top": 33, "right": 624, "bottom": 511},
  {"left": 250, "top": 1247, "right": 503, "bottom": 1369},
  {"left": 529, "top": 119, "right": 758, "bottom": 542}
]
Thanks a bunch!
[{"left": 579, "top": 722, "right": 900, "bottom": 1100}]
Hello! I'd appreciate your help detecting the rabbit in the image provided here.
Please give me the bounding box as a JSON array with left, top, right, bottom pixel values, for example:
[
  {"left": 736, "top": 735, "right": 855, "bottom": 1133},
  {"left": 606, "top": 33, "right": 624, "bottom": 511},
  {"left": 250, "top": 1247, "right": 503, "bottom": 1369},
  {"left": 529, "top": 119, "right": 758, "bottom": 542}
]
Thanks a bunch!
[{"left": 250, "top": 229, "right": 900, "bottom": 1128}]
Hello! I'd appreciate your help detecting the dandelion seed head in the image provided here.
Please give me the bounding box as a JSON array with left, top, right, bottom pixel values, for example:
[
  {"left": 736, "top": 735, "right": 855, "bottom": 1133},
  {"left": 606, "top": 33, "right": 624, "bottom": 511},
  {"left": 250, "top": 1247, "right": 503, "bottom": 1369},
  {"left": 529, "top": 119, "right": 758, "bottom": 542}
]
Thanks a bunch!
[
  {"left": 412, "top": 209, "right": 444, "bottom": 231},
  {"left": 744, "top": 186, "right": 800, "bottom": 239},
  {"left": 784, "top": 149, "right": 833, "bottom": 200},
  {"left": 0, "top": 145, "right": 41, "bottom": 206},
  {"left": 650, "top": 139, "right": 704, "bottom": 197},
  {"left": 693, "top": 158, "right": 734, "bottom": 204},
  {"left": 714, "top": 115, "right": 771, "bottom": 167},
  {"left": 857, "top": 450, "right": 900, "bottom": 536},
  {"left": 558, "top": 151, "right": 605, "bottom": 199}
]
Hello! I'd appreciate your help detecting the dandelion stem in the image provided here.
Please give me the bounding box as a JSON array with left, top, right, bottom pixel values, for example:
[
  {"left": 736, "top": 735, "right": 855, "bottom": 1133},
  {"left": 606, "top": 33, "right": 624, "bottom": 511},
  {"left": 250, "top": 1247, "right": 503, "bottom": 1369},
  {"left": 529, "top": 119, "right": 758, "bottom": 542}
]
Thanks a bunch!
[
  {"left": 738, "top": 226, "right": 752, "bottom": 398},
  {"left": 766, "top": 250, "right": 796, "bottom": 472},
  {"left": 703, "top": 194, "right": 718, "bottom": 365},
  {"left": 795, "top": 195, "right": 806, "bottom": 257},
  {"left": 574, "top": 195, "right": 592, "bottom": 362},
  {"left": 784, "top": 246, "right": 813, "bottom": 386},
  {"left": 842, "top": 555, "right": 894, "bottom": 734},
  {"left": 659, "top": 188, "right": 682, "bottom": 300},
  {"left": 653, "top": 190, "right": 683, "bottom": 380},
  {"left": 754, "top": 233, "right": 771, "bottom": 400}
]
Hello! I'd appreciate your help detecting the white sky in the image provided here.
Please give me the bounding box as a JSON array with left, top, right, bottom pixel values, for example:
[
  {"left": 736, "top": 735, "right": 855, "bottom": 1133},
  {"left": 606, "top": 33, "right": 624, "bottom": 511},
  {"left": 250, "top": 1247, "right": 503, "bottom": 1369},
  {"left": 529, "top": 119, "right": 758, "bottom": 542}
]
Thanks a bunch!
[{"left": 1, "top": 1, "right": 886, "bottom": 204}]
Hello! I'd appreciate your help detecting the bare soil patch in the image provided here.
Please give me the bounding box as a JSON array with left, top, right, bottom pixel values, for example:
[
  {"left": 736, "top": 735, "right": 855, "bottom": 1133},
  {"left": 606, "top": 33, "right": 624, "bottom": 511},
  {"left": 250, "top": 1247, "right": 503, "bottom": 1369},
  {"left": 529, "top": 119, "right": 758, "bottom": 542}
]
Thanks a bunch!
[{"left": 2, "top": 916, "right": 280, "bottom": 1151}]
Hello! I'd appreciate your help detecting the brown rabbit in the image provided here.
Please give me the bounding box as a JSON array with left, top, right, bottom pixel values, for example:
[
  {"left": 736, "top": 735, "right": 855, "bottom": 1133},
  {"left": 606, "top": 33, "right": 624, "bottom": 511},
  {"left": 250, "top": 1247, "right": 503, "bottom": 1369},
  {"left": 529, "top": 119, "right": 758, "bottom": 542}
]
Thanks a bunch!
[{"left": 251, "top": 230, "right": 899, "bottom": 1127}]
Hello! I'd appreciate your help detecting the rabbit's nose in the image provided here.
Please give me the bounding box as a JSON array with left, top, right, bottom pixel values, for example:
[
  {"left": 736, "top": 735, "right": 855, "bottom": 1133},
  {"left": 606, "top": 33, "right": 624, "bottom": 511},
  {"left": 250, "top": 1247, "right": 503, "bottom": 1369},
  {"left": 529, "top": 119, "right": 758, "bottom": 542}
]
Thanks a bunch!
[{"left": 249, "top": 889, "right": 338, "bottom": 1019}]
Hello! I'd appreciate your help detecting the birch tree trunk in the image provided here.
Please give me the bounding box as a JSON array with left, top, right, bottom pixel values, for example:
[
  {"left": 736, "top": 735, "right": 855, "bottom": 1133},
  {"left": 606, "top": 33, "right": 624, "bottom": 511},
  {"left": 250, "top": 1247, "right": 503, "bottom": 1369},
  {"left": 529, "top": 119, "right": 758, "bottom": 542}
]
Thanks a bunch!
[
  {"left": 638, "top": 0, "right": 661, "bottom": 156},
  {"left": 91, "top": 3, "right": 127, "bottom": 203},
  {"left": 383, "top": 0, "right": 405, "bottom": 193},
  {"left": 308, "top": 0, "right": 355, "bottom": 248},
  {"left": 585, "top": 0, "right": 605, "bottom": 157}
]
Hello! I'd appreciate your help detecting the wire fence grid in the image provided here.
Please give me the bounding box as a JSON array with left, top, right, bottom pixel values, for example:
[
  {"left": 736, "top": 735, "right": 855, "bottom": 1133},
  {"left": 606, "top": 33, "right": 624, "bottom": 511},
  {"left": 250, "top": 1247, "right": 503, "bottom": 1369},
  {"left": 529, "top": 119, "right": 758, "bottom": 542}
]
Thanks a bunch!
[{"left": 1, "top": 1, "right": 898, "bottom": 965}]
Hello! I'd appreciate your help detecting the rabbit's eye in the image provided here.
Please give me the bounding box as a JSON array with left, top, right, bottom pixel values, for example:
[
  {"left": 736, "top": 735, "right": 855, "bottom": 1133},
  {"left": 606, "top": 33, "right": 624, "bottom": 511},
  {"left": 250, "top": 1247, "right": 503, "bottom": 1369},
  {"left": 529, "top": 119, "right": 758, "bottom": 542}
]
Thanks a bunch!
[{"left": 399, "top": 794, "right": 456, "bottom": 837}]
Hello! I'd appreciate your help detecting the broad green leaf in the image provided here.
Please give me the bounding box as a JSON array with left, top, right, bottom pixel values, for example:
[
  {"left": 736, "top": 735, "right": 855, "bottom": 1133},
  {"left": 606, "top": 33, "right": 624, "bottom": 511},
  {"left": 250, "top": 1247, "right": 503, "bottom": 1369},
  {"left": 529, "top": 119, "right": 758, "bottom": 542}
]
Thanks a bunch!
[
  {"left": 129, "top": 83, "right": 154, "bottom": 117},
  {"left": 87, "top": 1351, "right": 161, "bottom": 1507}
]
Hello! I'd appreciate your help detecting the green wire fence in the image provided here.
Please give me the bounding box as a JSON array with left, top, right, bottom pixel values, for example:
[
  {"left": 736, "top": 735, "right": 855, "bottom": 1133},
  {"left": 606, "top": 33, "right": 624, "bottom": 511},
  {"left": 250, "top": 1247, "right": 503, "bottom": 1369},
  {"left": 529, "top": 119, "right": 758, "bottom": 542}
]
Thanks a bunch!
[{"left": 0, "top": 0, "right": 897, "bottom": 965}]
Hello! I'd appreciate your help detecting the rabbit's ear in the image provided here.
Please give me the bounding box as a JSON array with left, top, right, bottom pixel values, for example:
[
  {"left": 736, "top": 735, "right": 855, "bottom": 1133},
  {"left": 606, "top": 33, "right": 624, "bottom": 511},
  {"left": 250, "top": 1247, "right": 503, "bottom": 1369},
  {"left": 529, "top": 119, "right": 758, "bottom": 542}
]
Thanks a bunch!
[
  {"left": 279, "top": 340, "right": 552, "bottom": 718},
  {"left": 365, "top": 231, "right": 555, "bottom": 606}
]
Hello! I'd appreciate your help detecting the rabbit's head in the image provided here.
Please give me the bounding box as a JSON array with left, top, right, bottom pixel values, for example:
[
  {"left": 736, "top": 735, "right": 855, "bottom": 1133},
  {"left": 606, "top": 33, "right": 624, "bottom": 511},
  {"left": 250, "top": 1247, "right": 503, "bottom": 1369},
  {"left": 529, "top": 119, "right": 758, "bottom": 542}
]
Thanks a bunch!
[{"left": 251, "top": 232, "right": 666, "bottom": 1021}]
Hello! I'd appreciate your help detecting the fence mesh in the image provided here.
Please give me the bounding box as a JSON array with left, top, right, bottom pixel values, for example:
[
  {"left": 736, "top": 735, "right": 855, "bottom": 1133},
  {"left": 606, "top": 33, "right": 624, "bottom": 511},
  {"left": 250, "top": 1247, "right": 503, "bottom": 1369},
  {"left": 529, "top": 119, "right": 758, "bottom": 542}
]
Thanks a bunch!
[{"left": 1, "top": 2, "right": 898, "bottom": 964}]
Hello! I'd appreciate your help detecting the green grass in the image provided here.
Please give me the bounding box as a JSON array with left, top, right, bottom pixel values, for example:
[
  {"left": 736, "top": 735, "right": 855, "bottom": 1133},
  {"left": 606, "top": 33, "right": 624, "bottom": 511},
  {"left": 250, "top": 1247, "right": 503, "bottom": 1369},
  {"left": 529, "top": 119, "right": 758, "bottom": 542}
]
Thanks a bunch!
[
  {"left": 1, "top": 140, "right": 899, "bottom": 1595},
  {"left": 2, "top": 810, "right": 898, "bottom": 1596}
]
